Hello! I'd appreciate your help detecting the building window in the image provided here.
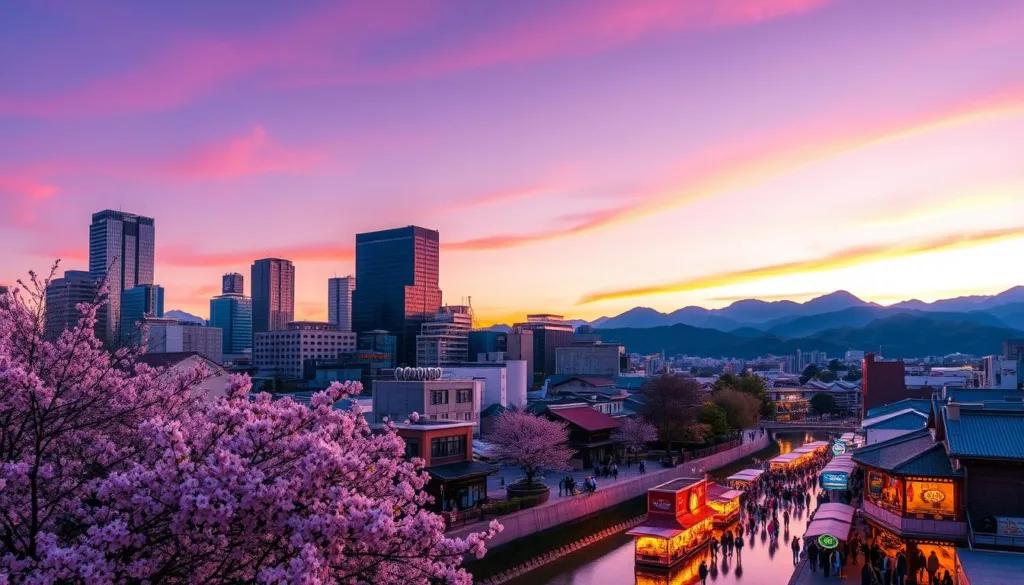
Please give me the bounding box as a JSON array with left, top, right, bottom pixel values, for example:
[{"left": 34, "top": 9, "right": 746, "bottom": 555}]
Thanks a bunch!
[
  {"left": 430, "top": 390, "right": 449, "bottom": 405},
  {"left": 403, "top": 439, "right": 420, "bottom": 459},
  {"left": 431, "top": 435, "right": 466, "bottom": 458},
  {"left": 456, "top": 389, "right": 472, "bottom": 403}
]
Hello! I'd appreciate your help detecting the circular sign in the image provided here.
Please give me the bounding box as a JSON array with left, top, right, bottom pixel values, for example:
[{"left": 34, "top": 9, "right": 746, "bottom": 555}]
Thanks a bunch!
[
  {"left": 831, "top": 441, "right": 847, "bottom": 456},
  {"left": 921, "top": 489, "right": 946, "bottom": 504},
  {"left": 818, "top": 534, "right": 839, "bottom": 549}
]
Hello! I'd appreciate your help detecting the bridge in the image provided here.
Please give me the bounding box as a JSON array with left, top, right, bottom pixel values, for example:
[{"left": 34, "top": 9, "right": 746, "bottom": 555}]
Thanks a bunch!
[{"left": 761, "top": 420, "right": 859, "bottom": 433}]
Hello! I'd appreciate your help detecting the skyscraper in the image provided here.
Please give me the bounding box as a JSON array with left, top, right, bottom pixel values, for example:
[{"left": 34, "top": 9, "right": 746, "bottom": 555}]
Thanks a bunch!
[
  {"left": 222, "top": 272, "right": 244, "bottom": 295},
  {"left": 210, "top": 293, "right": 252, "bottom": 356},
  {"left": 352, "top": 226, "right": 441, "bottom": 366},
  {"left": 512, "top": 314, "right": 574, "bottom": 379},
  {"left": 327, "top": 275, "right": 355, "bottom": 331},
  {"left": 89, "top": 210, "right": 155, "bottom": 344},
  {"left": 416, "top": 305, "right": 473, "bottom": 367},
  {"left": 44, "top": 270, "right": 98, "bottom": 340},
  {"left": 251, "top": 258, "right": 295, "bottom": 339},
  {"left": 119, "top": 284, "right": 165, "bottom": 346}
]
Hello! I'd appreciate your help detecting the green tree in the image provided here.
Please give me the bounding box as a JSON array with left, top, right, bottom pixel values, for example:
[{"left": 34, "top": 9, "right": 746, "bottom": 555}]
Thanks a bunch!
[
  {"left": 698, "top": 403, "right": 730, "bottom": 437},
  {"left": 842, "top": 367, "right": 862, "bottom": 382},
  {"left": 816, "top": 369, "right": 838, "bottom": 383},
  {"left": 810, "top": 392, "right": 838, "bottom": 415},
  {"left": 800, "top": 364, "right": 820, "bottom": 384},
  {"left": 639, "top": 375, "right": 702, "bottom": 459},
  {"left": 715, "top": 371, "right": 774, "bottom": 419},
  {"left": 827, "top": 359, "right": 844, "bottom": 373},
  {"left": 710, "top": 389, "right": 761, "bottom": 431}
]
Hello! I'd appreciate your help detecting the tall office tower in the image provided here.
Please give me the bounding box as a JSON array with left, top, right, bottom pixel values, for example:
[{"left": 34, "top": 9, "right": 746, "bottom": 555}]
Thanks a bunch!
[
  {"left": 352, "top": 226, "right": 441, "bottom": 366},
  {"left": 210, "top": 293, "right": 252, "bottom": 356},
  {"left": 119, "top": 284, "right": 165, "bottom": 345},
  {"left": 251, "top": 258, "right": 295, "bottom": 339},
  {"left": 44, "top": 270, "right": 98, "bottom": 340},
  {"left": 416, "top": 305, "right": 473, "bottom": 367},
  {"left": 327, "top": 275, "right": 355, "bottom": 331},
  {"left": 222, "top": 272, "right": 244, "bottom": 295},
  {"left": 512, "top": 314, "right": 575, "bottom": 378},
  {"left": 89, "top": 210, "right": 156, "bottom": 344}
]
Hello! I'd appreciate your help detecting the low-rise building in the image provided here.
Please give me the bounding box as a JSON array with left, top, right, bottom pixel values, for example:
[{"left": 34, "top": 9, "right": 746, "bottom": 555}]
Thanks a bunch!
[
  {"left": 144, "top": 318, "right": 224, "bottom": 364},
  {"left": 543, "top": 404, "right": 621, "bottom": 469},
  {"left": 372, "top": 371, "right": 483, "bottom": 432},
  {"left": 445, "top": 360, "right": 528, "bottom": 409},
  {"left": 137, "top": 352, "right": 231, "bottom": 403},
  {"left": 555, "top": 343, "right": 623, "bottom": 377},
  {"left": 254, "top": 321, "right": 357, "bottom": 379}
]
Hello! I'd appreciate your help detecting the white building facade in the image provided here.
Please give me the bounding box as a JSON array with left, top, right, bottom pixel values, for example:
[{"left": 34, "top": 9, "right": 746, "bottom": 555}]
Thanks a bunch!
[{"left": 254, "top": 321, "right": 357, "bottom": 379}]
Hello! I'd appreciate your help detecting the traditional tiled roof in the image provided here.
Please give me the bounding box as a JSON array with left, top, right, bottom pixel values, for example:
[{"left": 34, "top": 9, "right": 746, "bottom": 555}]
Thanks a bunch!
[
  {"left": 852, "top": 428, "right": 962, "bottom": 477},
  {"left": 548, "top": 406, "right": 622, "bottom": 432},
  {"left": 944, "top": 406, "right": 1024, "bottom": 460},
  {"left": 866, "top": 399, "right": 932, "bottom": 419},
  {"left": 864, "top": 410, "right": 928, "bottom": 431}
]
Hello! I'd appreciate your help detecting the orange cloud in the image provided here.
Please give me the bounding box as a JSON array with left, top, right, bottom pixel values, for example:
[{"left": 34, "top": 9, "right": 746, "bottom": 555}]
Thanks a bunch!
[
  {"left": 440, "top": 184, "right": 558, "bottom": 213},
  {"left": 580, "top": 225, "right": 1024, "bottom": 303},
  {"left": 444, "top": 205, "right": 631, "bottom": 251}
]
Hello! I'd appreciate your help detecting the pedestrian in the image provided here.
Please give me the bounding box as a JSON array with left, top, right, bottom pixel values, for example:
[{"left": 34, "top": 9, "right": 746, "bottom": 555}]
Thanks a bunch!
[
  {"left": 833, "top": 548, "right": 843, "bottom": 578},
  {"left": 784, "top": 509, "right": 790, "bottom": 529},
  {"left": 895, "top": 552, "right": 907, "bottom": 585},
  {"left": 558, "top": 477, "right": 564, "bottom": 497},
  {"left": 927, "top": 551, "right": 940, "bottom": 585},
  {"left": 862, "top": 562, "right": 875, "bottom": 585},
  {"left": 791, "top": 536, "right": 801, "bottom": 565},
  {"left": 699, "top": 560, "right": 709, "bottom": 585},
  {"left": 824, "top": 550, "right": 832, "bottom": 578},
  {"left": 613, "top": 464, "right": 619, "bottom": 480},
  {"left": 882, "top": 555, "right": 891, "bottom": 585},
  {"left": 735, "top": 535, "right": 744, "bottom": 557},
  {"left": 711, "top": 537, "right": 719, "bottom": 560},
  {"left": 639, "top": 460, "right": 646, "bottom": 474},
  {"left": 940, "top": 570, "right": 952, "bottom": 585}
]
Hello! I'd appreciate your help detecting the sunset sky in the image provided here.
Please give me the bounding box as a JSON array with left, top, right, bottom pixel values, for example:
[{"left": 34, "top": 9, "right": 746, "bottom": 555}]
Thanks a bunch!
[{"left": 2, "top": 0, "right": 1024, "bottom": 326}]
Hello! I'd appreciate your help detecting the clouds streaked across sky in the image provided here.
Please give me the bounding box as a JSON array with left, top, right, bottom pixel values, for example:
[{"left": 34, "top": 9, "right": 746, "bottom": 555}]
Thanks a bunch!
[{"left": 2, "top": 0, "right": 1024, "bottom": 325}]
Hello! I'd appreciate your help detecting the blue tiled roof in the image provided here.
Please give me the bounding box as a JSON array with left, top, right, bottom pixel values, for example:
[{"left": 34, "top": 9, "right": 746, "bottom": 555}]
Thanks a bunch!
[
  {"left": 852, "top": 428, "right": 962, "bottom": 477},
  {"left": 865, "top": 411, "right": 928, "bottom": 431},
  {"left": 866, "top": 399, "right": 932, "bottom": 419},
  {"left": 942, "top": 389, "right": 1024, "bottom": 403},
  {"left": 944, "top": 407, "right": 1024, "bottom": 460},
  {"left": 955, "top": 548, "right": 1024, "bottom": 585}
]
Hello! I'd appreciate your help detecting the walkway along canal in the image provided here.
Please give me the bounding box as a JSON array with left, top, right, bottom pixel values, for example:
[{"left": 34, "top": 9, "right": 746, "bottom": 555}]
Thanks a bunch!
[{"left": 470, "top": 432, "right": 829, "bottom": 585}]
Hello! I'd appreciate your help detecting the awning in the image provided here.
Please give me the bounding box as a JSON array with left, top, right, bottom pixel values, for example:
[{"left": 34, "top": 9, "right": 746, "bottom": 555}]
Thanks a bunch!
[
  {"left": 726, "top": 469, "right": 764, "bottom": 483},
  {"left": 814, "top": 503, "right": 856, "bottom": 524},
  {"left": 804, "top": 518, "right": 853, "bottom": 541},
  {"left": 627, "top": 508, "right": 717, "bottom": 539},
  {"left": 708, "top": 487, "right": 744, "bottom": 503},
  {"left": 803, "top": 441, "right": 830, "bottom": 451}
]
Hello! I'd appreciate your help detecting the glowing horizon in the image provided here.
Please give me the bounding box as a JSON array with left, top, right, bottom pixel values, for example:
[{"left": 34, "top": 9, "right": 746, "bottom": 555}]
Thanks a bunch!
[{"left": 2, "top": 0, "right": 1024, "bottom": 325}]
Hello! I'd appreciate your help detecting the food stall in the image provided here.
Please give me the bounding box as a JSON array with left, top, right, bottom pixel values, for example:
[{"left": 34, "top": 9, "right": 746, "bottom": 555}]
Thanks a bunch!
[
  {"left": 819, "top": 453, "right": 857, "bottom": 494},
  {"left": 769, "top": 452, "right": 804, "bottom": 470},
  {"left": 627, "top": 478, "right": 716, "bottom": 568},
  {"left": 813, "top": 502, "right": 857, "bottom": 524},
  {"left": 725, "top": 468, "right": 763, "bottom": 489},
  {"left": 706, "top": 484, "right": 743, "bottom": 526}
]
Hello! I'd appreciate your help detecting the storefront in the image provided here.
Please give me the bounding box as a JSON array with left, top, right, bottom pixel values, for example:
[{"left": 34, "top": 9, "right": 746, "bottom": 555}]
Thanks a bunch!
[
  {"left": 628, "top": 478, "right": 716, "bottom": 568},
  {"left": 819, "top": 453, "right": 856, "bottom": 493},
  {"left": 706, "top": 484, "right": 743, "bottom": 526},
  {"left": 868, "top": 524, "right": 958, "bottom": 585},
  {"left": 725, "top": 468, "right": 763, "bottom": 489}
]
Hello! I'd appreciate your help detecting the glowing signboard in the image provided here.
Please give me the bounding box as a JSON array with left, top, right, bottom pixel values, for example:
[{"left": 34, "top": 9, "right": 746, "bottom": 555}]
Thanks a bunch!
[
  {"left": 921, "top": 489, "right": 946, "bottom": 504},
  {"left": 818, "top": 534, "right": 839, "bottom": 549},
  {"left": 821, "top": 471, "right": 848, "bottom": 490},
  {"left": 832, "top": 441, "right": 847, "bottom": 456}
]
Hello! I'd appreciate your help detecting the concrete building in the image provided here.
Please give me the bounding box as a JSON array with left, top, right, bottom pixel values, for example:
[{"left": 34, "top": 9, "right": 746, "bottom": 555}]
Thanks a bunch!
[
  {"left": 119, "top": 284, "right": 164, "bottom": 346},
  {"left": 513, "top": 314, "right": 574, "bottom": 379},
  {"left": 416, "top": 305, "right": 472, "bottom": 367},
  {"left": 144, "top": 319, "right": 224, "bottom": 364},
  {"left": 862, "top": 353, "right": 921, "bottom": 415},
  {"left": 979, "top": 355, "right": 1019, "bottom": 390},
  {"left": 222, "top": 272, "right": 244, "bottom": 295},
  {"left": 555, "top": 343, "right": 623, "bottom": 377},
  {"left": 506, "top": 327, "right": 534, "bottom": 382},
  {"left": 210, "top": 293, "right": 252, "bottom": 357},
  {"left": 446, "top": 360, "right": 528, "bottom": 409},
  {"left": 327, "top": 275, "right": 355, "bottom": 331},
  {"left": 137, "top": 352, "right": 232, "bottom": 403},
  {"left": 352, "top": 226, "right": 442, "bottom": 366},
  {"left": 845, "top": 349, "right": 866, "bottom": 364},
  {"left": 89, "top": 210, "right": 155, "bottom": 344},
  {"left": 373, "top": 374, "right": 483, "bottom": 432},
  {"left": 251, "top": 258, "right": 295, "bottom": 339},
  {"left": 468, "top": 330, "right": 506, "bottom": 359},
  {"left": 253, "top": 321, "right": 357, "bottom": 379},
  {"left": 44, "top": 270, "right": 98, "bottom": 340}
]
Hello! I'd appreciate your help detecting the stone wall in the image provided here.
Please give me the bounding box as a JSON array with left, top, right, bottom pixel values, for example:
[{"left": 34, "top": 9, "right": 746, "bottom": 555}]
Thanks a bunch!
[{"left": 452, "top": 432, "right": 771, "bottom": 548}]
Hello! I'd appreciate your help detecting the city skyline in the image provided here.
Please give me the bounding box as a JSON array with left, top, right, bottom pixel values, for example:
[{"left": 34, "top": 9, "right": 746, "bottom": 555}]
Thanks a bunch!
[{"left": 3, "top": 1, "right": 1024, "bottom": 326}]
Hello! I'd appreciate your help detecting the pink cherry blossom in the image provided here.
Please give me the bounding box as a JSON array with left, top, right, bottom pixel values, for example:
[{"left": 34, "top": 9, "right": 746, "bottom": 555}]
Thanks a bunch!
[
  {"left": 0, "top": 267, "right": 498, "bottom": 584},
  {"left": 488, "top": 410, "right": 574, "bottom": 489}
]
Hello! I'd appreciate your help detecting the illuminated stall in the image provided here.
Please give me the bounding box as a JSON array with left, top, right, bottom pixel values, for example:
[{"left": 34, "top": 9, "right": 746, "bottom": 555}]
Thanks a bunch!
[
  {"left": 634, "top": 550, "right": 707, "bottom": 585},
  {"left": 819, "top": 453, "right": 857, "bottom": 493},
  {"left": 706, "top": 484, "right": 743, "bottom": 526},
  {"left": 627, "top": 478, "right": 716, "bottom": 568},
  {"left": 769, "top": 452, "right": 803, "bottom": 470},
  {"left": 725, "top": 468, "right": 763, "bottom": 489}
]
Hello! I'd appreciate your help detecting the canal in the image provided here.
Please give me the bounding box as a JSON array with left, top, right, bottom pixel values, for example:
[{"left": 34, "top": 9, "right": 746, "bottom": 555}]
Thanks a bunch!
[{"left": 489, "top": 432, "right": 828, "bottom": 585}]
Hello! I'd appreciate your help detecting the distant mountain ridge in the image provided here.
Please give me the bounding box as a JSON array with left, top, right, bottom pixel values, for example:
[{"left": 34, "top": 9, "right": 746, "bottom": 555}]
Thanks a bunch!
[{"left": 165, "top": 309, "right": 205, "bottom": 324}]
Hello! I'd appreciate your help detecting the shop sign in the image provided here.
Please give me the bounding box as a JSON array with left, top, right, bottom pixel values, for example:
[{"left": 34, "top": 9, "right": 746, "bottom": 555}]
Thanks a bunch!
[
  {"left": 921, "top": 489, "right": 946, "bottom": 504},
  {"left": 818, "top": 534, "right": 840, "bottom": 549},
  {"left": 651, "top": 499, "right": 672, "bottom": 511},
  {"left": 832, "top": 441, "right": 847, "bottom": 456},
  {"left": 821, "top": 471, "right": 848, "bottom": 490},
  {"left": 997, "top": 517, "right": 1024, "bottom": 536},
  {"left": 869, "top": 472, "right": 884, "bottom": 495}
]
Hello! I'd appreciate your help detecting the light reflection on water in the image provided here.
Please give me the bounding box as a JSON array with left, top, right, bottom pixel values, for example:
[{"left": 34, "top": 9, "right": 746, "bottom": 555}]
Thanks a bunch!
[{"left": 500, "top": 433, "right": 822, "bottom": 585}]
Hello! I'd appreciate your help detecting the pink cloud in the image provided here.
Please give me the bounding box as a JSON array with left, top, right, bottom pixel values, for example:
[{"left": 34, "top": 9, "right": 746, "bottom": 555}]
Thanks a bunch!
[
  {"left": 159, "top": 124, "right": 325, "bottom": 180},
  {"left": 0, "top": 174, "right": 60, "bottom": 226}
]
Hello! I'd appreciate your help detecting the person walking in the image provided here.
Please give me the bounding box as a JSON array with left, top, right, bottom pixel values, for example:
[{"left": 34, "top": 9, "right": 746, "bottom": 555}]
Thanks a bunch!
[
  {"left": 862, "top": 562, "right": 876, "bottom": 585},
  {"left": 895, "top": 552, "right": 907, "bottom": 585},
  {"left": 699, "top": 560, "right": 709, "bottom": 585},
  {"left": 558, "top": 477, "right": 564, "bottom": 497},
  {"left": 882, "top": 555, "right": 892, "bottom": 585},
  {"left": 783, "top": 509, "right": 790, "bottom": 529},
  {"left": 833, "top": 548, "right": 844, "bottom": 578},
  {"left": 927, "top": 551, "right": 940, "bottom": 585},
  {"left": 711, "top": 536, "right": 720, "bottom": 561},
  {"left": 823, "top": 550, "right": 832, "bottom": 578},
  {"left": 735, "top": 535, "right": 745, "bottom": 557},
  {"left": 791, "top": 536, "right": 801, "bottom": 565},
  {"left": 940, "top": 570, "right": 952, "bottom": 585}
]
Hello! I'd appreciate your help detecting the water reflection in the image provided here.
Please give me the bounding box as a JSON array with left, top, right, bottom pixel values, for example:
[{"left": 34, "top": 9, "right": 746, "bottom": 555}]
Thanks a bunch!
[{"left": 502, "top": 433, "right": 822, "bottom": 585}]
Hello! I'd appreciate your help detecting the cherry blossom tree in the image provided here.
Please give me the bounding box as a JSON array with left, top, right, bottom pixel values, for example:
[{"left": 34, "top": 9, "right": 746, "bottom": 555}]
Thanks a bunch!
[
  {"left": 613, "top": 417, "right": 658, "bottom": 455},
  {"left": 489, "top": 410, "right": 574, "bottom": 490},
  {"left": 0, "top": 268, "right": 498, "bottom": 584}
]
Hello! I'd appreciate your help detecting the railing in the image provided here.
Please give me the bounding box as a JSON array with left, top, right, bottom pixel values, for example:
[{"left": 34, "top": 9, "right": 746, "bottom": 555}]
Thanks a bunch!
[
  {"left": 681, "top": 439, "right": 741, "bottom": 463},
  {"left": 862, "top": 500, "right": 966, "bottom": 539},
  {"left": 966, "top": 510, "right": 1024, "bottom": 550}
]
